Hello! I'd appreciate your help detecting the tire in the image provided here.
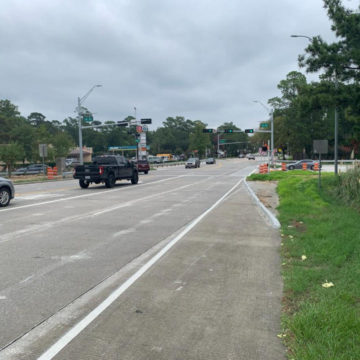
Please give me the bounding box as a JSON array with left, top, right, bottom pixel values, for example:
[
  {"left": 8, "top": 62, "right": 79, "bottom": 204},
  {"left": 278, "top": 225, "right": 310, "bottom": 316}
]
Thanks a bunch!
[
  {"left": 144, "top": 170, "right": 148, "bottom": 174},
  {"left": 105, "top": 173, "right": 116, "bottom": 188},
  {"left": 79, "top": 179, "right": 89, "bottom": 189},
  {"left": 0, "top": 187, "right": 11, "bottom": 207},
  {"left": 131, "top": 171, "right": 139, "bottom": 184},
  {"left": 310, "top": 165, "right": 314, "bottom": 170},
  {"left": 289, "top": 166, "right": 295, "bottom": 170}
]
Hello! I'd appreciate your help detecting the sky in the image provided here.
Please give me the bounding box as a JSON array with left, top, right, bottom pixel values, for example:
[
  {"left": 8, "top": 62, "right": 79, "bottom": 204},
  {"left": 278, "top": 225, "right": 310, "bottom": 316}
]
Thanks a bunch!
[{"left": 0, "top": 0, "right": 359, "bottom": 130}]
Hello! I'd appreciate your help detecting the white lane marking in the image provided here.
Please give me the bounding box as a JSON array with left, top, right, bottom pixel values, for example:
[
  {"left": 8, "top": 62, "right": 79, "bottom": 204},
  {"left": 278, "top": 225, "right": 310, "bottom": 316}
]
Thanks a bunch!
[
  {"left": 20, "top": 275, "right": 34, "bottom": 284},
  {"left": 1, "top": 176, "right": 186, "bottom": 213},
  {"left": 37, "top": 178, "right": 243, "bottom": 360},
  {"left": 113, "top": 228, "right": 136, "bottom": 238},
  {"left": 175, "top": 286, "right": 183, "bottom": 291},
  {"left": 0, "top": 295, "right": 7, "bottom": 300},
  {"left": 0, "top": 177, "right": 205, "bottom": 244},
  {"left": 91, "top": 179, "right": 209, "bottom": 217}
]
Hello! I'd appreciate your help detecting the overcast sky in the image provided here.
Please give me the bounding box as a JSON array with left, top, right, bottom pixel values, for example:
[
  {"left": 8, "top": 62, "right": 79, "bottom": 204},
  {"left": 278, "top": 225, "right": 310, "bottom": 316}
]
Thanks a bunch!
[{"left": 0, "top": 0, "right": 359, "bottom": 130}]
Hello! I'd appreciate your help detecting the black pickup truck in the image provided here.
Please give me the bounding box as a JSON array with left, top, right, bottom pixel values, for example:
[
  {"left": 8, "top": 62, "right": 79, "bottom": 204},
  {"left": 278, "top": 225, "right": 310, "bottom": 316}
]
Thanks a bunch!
[{"left": 73, "top": 155, "right": 138, "bottom": 188}]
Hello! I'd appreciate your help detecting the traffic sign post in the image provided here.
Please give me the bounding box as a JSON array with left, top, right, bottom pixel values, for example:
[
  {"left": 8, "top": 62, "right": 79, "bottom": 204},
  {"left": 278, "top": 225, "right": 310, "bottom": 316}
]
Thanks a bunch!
[{"left": 313, "top": 140, "right": 328, "bottom": 190}]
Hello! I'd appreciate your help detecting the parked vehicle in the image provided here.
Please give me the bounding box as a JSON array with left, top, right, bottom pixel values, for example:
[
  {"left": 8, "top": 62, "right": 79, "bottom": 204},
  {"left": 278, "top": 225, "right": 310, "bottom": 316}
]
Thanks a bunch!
[
  {"left": 148, "top": 156, "right": 161, "bottom": 164},
  {"left": 246, "top": 154, "right": 256, "bottom": 160},
  {"left": 13, "top": 164, "right": 47, "bottom": 175},
  {"left": 287, "top": 159, "right": 317, "bottom": 170},
  {"left": 135, "top": 159, "right": 150, "bottom": 174},
  {"left": 73, "top": 155, "right": 138, "bottom": 188},
  {"left": 238, "top": 153, "right": 245, "bottom": 158},
  {"left": 185, "top": 158, "right": 200, "bottom": 168},
  {"left": 206, "top": 157, "right": 216, "bottom": 164},
  {"left": 0, "top": 177, "right": 15, "bottom": 207}
]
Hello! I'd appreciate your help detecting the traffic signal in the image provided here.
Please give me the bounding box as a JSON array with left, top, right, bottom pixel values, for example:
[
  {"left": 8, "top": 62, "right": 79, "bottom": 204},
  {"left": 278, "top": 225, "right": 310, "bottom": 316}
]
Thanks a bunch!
[
  {"left": 141, "top": 118, "right": 152, "bottom": 124},
  {"left": 245, "top": 129, "right": 254, "bottom": 133},
  {"left": 117, "top": 121, "right": 128, "bottom": 127},
  {"left": 224, "top": 129, "right": 233, "bottom": 133},
  {"left": 203, "top": 129, "right": 214, "bottom": 133}
]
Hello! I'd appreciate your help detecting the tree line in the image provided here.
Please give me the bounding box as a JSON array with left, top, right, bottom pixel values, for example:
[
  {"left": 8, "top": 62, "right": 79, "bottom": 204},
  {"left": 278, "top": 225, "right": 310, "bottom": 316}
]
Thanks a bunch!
[
  {"left": 251, "top": 0, "right": 360, "bottom": 160},
  {"left": 0, "top": 100, "right": 251, "bottom": 173}
]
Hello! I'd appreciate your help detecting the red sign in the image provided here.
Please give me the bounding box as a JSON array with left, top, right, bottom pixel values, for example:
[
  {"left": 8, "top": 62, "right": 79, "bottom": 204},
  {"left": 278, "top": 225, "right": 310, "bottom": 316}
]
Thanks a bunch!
[{"left": 136, "top": 125, "right": 142, "bottom": 133}]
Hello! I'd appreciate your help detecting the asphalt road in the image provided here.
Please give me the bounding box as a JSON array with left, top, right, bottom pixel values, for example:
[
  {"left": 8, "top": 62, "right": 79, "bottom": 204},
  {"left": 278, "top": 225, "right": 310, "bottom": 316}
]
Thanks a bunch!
[{"left": 0, "top": 159, "right": 285, "bottom": 359}]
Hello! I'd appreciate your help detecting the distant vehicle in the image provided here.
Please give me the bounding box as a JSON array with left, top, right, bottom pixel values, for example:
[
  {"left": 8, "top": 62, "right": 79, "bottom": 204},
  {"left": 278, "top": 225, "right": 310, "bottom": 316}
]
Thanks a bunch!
[
  {"left": 148, "top": 156, "right": 161, "bottom": 164},
  {"left": 246, "top": 154, "right": 256, "bottom": 160},
  {"left": 135, "top": 159, "right": 150, "bottom": 174},
  {"left": 156, "top": 153, "right": 173, "bottom": 161},
  {"left": 13, "top": 164, "right": 47, "bottom": 175},
  {"left": 0, "top": 177, "right": 15, "bottom": 207},
  {"left": 73, "top": 155, "right": 138, "bottom": 188},
  {"left": 206, "top": 157, "right": 216, "bottom": 164},
  {"left": 238, "top": 154, "right": 245, "bottom": 158},
  {"left": 65, "top": 158, "right": 76, "bottom": 167},
  {"left": 185, "top": 157, "right": 200, "bottom": 168},
  {"left": 287, "top": 159, "right": 317, "bottom": 170}
]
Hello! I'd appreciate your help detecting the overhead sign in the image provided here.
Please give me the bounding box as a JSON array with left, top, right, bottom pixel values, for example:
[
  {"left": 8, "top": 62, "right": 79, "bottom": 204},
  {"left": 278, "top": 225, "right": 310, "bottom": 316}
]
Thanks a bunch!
[
  {"left": 108, "top": 146, "right": 150, "bottom": 151},
  {"left": 260, "top": 123, "right": 269, "bottom": 129}
]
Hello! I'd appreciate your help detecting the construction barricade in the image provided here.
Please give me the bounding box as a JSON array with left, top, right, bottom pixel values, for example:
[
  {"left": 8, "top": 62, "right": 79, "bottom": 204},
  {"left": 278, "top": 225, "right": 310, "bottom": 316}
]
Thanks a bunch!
[
  {"left": 47, "top": 167, "right": 54, "bottom": 180},
  {"left": 259, "top": 163, "right": 268, "bottom": 174},
  {"left": 314, "top": 162, "right": 319, "bottom": 171},
  {"left": 302, "top": 163, "right": 307, "bottom": 170},
  {"left": 53, "top": 166, "right": 58, "bottom": 176},
  {"left": 281, "top": 163, "right": 286, "bottom": 171}
]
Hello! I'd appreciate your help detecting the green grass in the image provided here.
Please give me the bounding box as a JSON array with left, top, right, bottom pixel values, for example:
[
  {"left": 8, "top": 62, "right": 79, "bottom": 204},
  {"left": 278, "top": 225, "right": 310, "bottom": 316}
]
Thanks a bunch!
[{"left": 248, "top": 171, "right": 360, "bottom": 360}]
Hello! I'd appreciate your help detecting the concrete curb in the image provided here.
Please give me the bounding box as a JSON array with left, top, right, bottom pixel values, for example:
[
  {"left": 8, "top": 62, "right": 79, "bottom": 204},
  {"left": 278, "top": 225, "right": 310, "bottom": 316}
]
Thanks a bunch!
[{"left": 244, "top": 170, "right": 281, "bottom": 229}]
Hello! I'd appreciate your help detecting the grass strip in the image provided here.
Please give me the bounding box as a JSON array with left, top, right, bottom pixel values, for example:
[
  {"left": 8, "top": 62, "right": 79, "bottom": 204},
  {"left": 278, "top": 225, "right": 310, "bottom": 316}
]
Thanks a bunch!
[{"left": 248, "top": 171, "right": 360, "bottom": 360}]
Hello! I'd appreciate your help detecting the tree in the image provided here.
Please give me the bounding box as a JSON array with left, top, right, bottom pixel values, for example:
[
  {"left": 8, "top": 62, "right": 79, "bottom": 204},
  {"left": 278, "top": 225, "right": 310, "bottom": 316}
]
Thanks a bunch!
[
  {"left": 189, "top": 121, "right": 211, "bottom": 158},
  {"left": 51, "top": 132, "right": 75, "bottom": 158},
  {"left": 0, "top": 143, "right": 25, "bottom": 177}
]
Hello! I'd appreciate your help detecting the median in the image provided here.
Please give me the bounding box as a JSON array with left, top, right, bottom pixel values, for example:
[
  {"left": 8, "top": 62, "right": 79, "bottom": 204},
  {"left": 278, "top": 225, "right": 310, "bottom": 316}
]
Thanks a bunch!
[{"left": 247, "top": 169, "right": 360, "bottom": 360}]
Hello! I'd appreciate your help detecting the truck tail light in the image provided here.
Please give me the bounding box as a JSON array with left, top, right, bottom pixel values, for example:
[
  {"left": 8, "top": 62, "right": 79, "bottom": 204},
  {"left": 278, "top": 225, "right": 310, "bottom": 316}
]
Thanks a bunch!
[{"left": 99, "top": 166, "right": 104, "bottom": 175}]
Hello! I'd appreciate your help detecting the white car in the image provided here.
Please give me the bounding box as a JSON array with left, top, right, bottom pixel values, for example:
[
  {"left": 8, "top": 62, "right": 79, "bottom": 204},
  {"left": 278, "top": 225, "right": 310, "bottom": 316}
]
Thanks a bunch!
[{"left": 246, "top": 154, "right": 256, "bottom": 160}]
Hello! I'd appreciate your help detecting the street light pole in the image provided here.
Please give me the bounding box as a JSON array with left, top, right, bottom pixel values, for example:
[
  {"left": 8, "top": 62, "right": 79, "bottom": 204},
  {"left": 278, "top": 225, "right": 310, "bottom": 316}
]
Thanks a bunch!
[
  {"left": 76, "top": 85, "right": 102, "bottom": 165},
  {"left": 254, "top": 100, "right": 274, "bottom": 166}
]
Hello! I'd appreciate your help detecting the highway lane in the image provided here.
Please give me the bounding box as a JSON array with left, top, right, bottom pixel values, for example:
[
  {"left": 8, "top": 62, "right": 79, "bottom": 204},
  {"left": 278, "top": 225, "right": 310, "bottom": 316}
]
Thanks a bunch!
[{"left": 0, "top": 159, "right": 258, "bottom": 357}]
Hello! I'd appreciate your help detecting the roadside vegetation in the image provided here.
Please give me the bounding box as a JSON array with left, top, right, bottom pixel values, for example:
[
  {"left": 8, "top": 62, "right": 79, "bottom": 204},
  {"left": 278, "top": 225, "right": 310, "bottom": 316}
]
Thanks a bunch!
[{"left": 248, "top": 169, "right": 360, "bottom": 359}]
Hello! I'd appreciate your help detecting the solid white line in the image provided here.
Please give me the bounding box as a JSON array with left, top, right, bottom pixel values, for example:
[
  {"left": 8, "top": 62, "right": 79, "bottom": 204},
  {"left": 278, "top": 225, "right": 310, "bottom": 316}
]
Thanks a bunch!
[
  {"left": 37, "top": 178, "right": 244, "bottom": 360},
  {"left": 1, "top": 176, "right": 185, "bottom": 213}
]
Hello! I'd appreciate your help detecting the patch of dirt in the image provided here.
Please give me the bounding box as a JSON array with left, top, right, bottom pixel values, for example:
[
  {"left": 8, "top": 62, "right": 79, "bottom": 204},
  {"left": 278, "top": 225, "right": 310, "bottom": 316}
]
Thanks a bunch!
[{"left": 248, "top": 180, "right": 279, "bottom": 215}]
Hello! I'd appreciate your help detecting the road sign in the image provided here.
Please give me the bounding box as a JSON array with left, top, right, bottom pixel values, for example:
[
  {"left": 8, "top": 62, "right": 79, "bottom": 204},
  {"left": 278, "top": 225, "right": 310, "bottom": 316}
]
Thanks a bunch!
[
  {"left": 220, "top": 139, "right": 226, "bottom": 143},
  {"left": 313, "top": 140, "right": 328, "bottom": 154},
  {"left": 136, "top": 125, "right": 142, "bottom": 133},
  {"left": 83, "top": 114, "right": 93, "bottom": 122},
  {"left": 39, "top": 144, "right": 47, "bottom": 157},
  {"left": 260, "top": 123, "right": 269, "bottom": 129},
  {"left": 140, "top": 118, "right": 152, "bottom": 124},
  {"left": 142, "top": 125, "right": 148, "bottom": 132}
]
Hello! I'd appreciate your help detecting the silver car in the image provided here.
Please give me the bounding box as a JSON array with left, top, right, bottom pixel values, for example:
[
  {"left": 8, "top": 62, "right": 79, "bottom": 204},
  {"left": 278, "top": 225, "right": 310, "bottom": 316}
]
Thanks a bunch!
[
  {"left": 185, "top": 157, "right": 200, "bottom": 168},
  {"left": 0, "top": 177, "right": 15, "bottom": 207}
]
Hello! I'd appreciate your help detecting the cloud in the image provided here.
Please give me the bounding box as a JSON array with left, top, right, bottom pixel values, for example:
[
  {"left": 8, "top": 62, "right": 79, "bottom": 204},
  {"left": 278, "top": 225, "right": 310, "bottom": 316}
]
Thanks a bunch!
[{"left": 0, "top": 0, "right": 357, "bottom": 129}]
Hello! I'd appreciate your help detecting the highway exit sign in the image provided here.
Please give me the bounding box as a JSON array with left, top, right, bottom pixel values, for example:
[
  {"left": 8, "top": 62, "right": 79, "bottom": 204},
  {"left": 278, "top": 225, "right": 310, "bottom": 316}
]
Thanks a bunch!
[{"left": 260, "top": 123, "right": 269, "bottom": 129}]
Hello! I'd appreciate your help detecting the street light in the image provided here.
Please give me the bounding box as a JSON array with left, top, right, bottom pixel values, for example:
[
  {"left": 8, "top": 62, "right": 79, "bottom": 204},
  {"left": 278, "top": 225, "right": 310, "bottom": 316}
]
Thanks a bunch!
[
  {"left": 253, "top": 100, "right": 274, "bottom": 166},
  {"left": 291, "top": 34, "right": 339, "bottom": 175},
  {"left": 76, "top": 85, "right": 102, "bottom": 165}
]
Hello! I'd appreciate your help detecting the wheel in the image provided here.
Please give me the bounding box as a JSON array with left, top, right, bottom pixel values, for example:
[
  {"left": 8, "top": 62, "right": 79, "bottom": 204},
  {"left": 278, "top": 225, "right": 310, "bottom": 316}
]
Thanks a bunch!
[
  {"left": 105, "top": 173, "right": 116, "bottom": 188},
  {"left": 0, "top": 187, "right": 11, "bottom": 207},
  {"left": 289, "top": 165, "right": 295, "bottom": 170},
  {"left": 131, "top": 171, "right": 139, "bottom": 184},
  {"left": 79, "top": 179, "right": 89, "bottom": 189},
  {"left": 310, "top": 165, "right": 314, "bottom": 170},
  {"left": 144, "top": 170, "right": 148, "bottom": 174}
]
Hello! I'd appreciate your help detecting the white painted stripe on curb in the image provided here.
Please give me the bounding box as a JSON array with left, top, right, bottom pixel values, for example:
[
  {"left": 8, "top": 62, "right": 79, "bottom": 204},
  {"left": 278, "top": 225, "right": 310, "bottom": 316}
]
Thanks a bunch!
[
  {"left": 37, "top": 178, "right": 244, "bottom": 360},
  {"left": 244, "top": 172, "right": 281, "bottom": 229}
]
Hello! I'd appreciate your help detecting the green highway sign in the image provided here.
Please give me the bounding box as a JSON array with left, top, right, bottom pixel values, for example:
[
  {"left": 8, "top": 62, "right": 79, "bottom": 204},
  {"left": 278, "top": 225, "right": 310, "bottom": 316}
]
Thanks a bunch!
[
  {"left": 220, "top": 139, "right": 226, "bottom": 143},
  {"left": 83, "top": 114, "right": 93, "bottom": 122},
  {"left": 260, "top": 123, "right": 269, "bottom": 129}
]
